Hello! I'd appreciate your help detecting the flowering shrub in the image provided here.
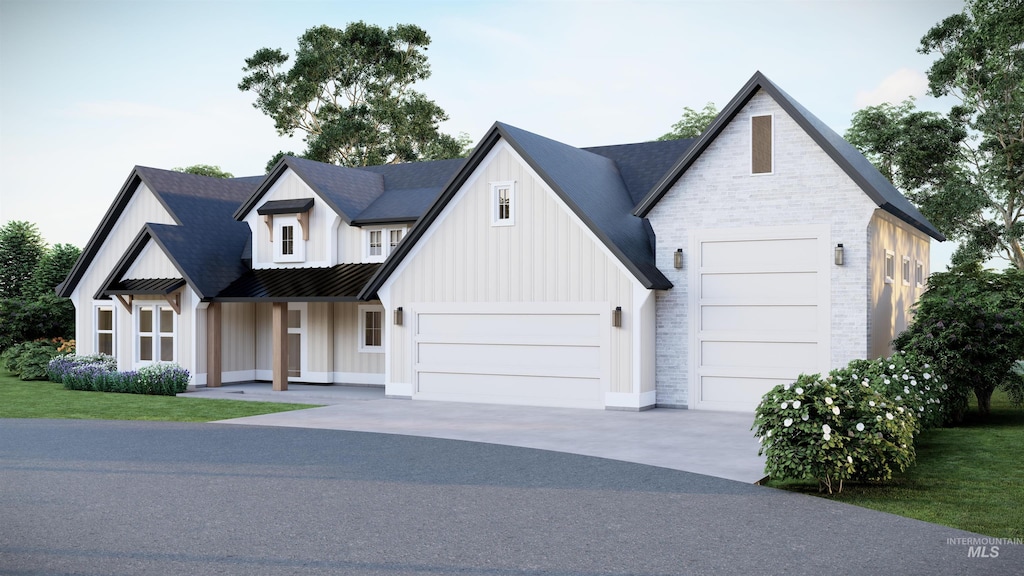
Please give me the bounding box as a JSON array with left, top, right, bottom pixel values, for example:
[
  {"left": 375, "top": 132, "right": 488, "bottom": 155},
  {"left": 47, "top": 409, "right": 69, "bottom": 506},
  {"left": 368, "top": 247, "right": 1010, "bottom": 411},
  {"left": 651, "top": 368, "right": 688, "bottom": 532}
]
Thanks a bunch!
[
  {"left": 47, "top": 353, "right": 118, "bottom": 383},
  {"left": 754, "top": 370, "right": 917, "bottom": 494},
  {"left": 847, "top": 351, "right": 947, "bottom": 430},
  {"left": 58, "top": 359, "right": 190, "bottom": 396}
]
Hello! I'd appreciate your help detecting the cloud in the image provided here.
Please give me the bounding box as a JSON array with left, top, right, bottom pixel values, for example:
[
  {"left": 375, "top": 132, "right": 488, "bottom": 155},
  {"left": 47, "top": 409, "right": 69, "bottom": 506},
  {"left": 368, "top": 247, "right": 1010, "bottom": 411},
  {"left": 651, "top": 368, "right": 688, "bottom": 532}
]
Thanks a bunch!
[{"left": 854, "top": 68, "right": 929, "bottom": 107}]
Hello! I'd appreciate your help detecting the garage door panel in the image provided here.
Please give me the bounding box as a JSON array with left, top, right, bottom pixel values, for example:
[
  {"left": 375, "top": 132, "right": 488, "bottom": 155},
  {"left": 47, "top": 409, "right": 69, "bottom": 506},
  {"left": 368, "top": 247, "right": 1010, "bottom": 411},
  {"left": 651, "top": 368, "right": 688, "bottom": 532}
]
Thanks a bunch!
[
  {"left": 416, "top": 342, "right": 600, "bottom": 373},
  {"left": 701, "top": 238, "right": 818, "bottom": 271},
  {"left": 699, "top": 376, "right": 792, "bottom": 407},
  {"left": 417, "top": 313, "right": 600, "bottom": 340},
  {"left": 701, "top": 341, "right": 819, "bottom": 370},
  {"left": 416, "top": 372, "right": 603, "bottom": 408},
  {"left": 701, "top": 305, "right": 817, "bottom": 333},
  {"left": 701, "top": 272, "right": 818, "bottom": 300}
]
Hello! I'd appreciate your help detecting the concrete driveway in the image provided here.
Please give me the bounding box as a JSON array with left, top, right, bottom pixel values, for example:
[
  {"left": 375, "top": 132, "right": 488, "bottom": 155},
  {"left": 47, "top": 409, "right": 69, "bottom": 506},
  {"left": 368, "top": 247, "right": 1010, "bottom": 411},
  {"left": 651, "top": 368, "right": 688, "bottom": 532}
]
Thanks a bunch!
[{"left": 183, "top": 383, "right": 766, "bottom": 483}]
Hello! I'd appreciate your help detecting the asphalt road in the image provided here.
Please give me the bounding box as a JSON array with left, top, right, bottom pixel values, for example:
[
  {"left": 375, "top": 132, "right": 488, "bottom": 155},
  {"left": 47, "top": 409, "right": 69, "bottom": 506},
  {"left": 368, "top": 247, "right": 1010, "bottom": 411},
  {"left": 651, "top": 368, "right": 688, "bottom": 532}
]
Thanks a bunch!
[{"left": 1, "top": 419, "right": 1019, "bottom": 576}]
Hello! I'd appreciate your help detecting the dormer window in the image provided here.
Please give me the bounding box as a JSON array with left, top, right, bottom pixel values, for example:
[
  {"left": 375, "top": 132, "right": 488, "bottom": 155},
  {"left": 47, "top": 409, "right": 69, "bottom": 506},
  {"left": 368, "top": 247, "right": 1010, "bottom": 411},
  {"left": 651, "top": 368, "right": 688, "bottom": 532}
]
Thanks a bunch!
[
  {"left": 365, "top": 226, "right": 406, "bottom": 262},
  {"left": 257, "top": 198, "right": 314, "bottom": 264}
]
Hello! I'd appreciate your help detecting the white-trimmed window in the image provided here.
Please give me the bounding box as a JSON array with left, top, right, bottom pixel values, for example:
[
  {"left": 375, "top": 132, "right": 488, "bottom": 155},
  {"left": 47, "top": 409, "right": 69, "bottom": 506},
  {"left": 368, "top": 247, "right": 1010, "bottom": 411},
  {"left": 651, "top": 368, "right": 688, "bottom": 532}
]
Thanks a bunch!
[
  {"left": 884, "top": 250, "right": 895, "bottom": 284},
  {"left": 136, "top": 304, "right": 175, "bottom": 364},
  {"left": 95, "top": 305, "right": 115, "bottom": 357},
  {"left": 902, "top": 256, "right": 912, "bottom": 286},
  {"left": 751, "top": 114, "right": 774, "bottom": 175},
  {"left": 915, "top": 260, "right": 925, "bottom": 288},
  {"left": 491, "top": 181, "right": 516, "bottom": 226},
  {"left": 274, "top": 215, "right": 304, "bottom": 263},
  {"left": 364, "top": 227, "right": 406, "bottom": 262},
  {"left": 358, "top": 304, "right": 384, "bottom": 353}
]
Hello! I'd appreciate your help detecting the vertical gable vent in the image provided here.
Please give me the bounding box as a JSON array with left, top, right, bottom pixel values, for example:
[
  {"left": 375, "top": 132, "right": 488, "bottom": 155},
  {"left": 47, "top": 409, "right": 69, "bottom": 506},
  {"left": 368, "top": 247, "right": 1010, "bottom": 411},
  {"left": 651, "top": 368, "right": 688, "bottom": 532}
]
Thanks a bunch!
[{"left": 751, "top": 115, "right": 773, "bottom": 174}]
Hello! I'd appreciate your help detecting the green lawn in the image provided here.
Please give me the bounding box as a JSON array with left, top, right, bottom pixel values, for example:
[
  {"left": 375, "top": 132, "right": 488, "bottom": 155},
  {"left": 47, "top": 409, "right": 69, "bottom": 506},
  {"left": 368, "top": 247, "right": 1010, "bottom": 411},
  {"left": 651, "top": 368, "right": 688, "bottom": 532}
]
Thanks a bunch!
[
  {"left": 0, "top": 372, "right": 316, "bottom": 421},
  {"left": 769, "top": 389, "right": 1024, "bottom": 539}
]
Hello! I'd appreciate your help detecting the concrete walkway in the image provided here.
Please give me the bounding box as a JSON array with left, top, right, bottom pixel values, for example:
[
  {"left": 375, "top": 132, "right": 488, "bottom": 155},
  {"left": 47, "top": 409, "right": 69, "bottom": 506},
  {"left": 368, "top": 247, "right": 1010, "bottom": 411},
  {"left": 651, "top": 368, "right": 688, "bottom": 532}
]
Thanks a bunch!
[{"left": 182, "top": 383, "right": 767, "bottom": 483}]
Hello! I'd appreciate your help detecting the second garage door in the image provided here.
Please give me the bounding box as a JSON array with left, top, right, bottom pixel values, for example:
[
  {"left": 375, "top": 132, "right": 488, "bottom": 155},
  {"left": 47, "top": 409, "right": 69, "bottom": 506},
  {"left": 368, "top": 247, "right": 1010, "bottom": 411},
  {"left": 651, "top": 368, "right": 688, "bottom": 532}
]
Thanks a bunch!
[
  {"left": 412, "top": 303, "right": 607, "bottom": 409},
  {"left": 692, "top": 228, "right": 831, "bottom": 411}
]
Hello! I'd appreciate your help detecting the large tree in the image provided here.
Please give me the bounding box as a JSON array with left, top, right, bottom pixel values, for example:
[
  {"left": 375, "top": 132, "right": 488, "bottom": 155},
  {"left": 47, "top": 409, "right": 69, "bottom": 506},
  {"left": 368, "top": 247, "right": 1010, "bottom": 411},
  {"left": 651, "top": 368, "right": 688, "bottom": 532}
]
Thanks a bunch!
[
  {"left": 0, "top": 221, "right": 45, "bottom": 300},
  {"left": 657, "top": 103, "right": 718, "bottom": 141},
  {"left": 848, "top": 0, "right": 1024, "bottom": 267},
  {"left": 239, "top": 22, "right": 463, "bottom": 168}
]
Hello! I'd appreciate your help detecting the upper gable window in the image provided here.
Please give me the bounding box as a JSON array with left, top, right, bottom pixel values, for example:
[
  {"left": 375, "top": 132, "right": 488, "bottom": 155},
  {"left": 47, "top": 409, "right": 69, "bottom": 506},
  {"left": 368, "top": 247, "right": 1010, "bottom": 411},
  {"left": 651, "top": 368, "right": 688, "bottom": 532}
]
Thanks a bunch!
[
  {"left": 884, "top": 250, "right": 895, "bottom": 284},
  {"left": 491, "top": 181, "right": 516, "bottom": 226},
  {"left": 364, "top": 226, "right": 406, "bottom": 262},
  {"left": 274, "top": 215, "right": 304, "bottom": 263},
  {"left": 915, "top": 260, "right": 925, "bottom": 288},
  {"left": 751, "top": 114, "right": 773, "bottom": 174},
  {"left": 901, "top": 256, "right": 912, "bottom": 286}
]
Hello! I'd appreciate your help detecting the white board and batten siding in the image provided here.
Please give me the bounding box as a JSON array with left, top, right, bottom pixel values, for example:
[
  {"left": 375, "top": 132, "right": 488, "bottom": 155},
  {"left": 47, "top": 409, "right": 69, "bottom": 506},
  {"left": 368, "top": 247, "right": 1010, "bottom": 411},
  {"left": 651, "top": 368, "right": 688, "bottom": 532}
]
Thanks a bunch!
[
  {"left": 690, "top": 227, "right": 831, "bottom": 412},
  {"left": 411, "top": 303, "right": 608, "bottom": 409},
  {"left": 380, "top": 141, "right": 653, "bottom": 410}
]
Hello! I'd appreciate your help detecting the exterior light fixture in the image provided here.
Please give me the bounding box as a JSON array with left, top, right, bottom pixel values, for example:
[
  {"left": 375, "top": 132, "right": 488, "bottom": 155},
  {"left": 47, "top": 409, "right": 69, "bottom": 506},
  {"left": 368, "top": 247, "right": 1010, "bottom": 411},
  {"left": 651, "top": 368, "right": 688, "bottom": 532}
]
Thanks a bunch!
[
  {"left": 674, "top": 248, "right": 683, "bottom": 269},
  {"left": 834, "top": 243, "right": 844, "bottom": 266},
  {"left": 394, "top": 306, "right": 404, "bottom": 326},
  {"left": 612, "top": 306, "right": 622, "bottom": 328}
]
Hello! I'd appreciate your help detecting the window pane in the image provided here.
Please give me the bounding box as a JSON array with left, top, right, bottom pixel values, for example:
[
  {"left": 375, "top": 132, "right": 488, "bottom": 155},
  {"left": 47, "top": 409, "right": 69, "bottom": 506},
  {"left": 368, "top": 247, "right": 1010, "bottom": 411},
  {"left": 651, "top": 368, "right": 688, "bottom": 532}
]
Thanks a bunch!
[
  {"left": 140, "top": 336, "right": 153, "bottom": 361},
  {"left": 369, "top": 230, "right": 382, "bottom": 256},
  {"left": 389, "top": 229, "right": 403, "bottom": 248},
  {"left": 288, "top": 333, "right": 301, "bottom": 377},
  {"left": 160, "top": 336, "right": 174, "bottom": 361},
  {"left": 98, "top": 308, "right": 113, "bottom": 331},
  {"left": 497, "top": 188, "right": 510, "bottom": 220},
  {"left": 288, "top": 310, "right": 301, "bottom": 329},
  {"left": 160, "top": 308, "right": 174, "bottom": 333},
  {"left": 98, "top": 333, "right": 113, "bottom": 356},
  {"left": 364, "top": 310, "right": 382, "bottom": 347},
  {"left": 139, "top": 308, "right": 153, "bottom": 333},
  {"left": 281, "top": 226, "right": 294, "bottom": 255}
]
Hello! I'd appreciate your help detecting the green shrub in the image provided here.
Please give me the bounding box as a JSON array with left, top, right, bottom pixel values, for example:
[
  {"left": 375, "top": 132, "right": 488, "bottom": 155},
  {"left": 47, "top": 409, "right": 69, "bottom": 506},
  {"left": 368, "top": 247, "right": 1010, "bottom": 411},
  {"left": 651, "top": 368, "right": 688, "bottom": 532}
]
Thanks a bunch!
[
  {"left": 847, "top": 351, "right": 948, "bottom": 430},
  {"left": 754, "top": 370, "right": 917, "bottom": 494},
  {"left": 1006, "top": 361, "right": 1024, "bottom": 407},
  {"left": 1, "top": 340, "right": 59, "bottom": 380},
  {"left": 894, "top": 265, "right": 1024, "bottom": 420}
]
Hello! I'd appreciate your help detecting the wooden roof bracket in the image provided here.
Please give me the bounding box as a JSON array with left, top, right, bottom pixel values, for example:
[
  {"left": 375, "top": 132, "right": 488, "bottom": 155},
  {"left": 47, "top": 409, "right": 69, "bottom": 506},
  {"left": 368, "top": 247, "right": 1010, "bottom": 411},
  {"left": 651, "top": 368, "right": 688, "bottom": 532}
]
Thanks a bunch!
[{"left": 115, "top": 294, "right": 133, "bottom": 313}]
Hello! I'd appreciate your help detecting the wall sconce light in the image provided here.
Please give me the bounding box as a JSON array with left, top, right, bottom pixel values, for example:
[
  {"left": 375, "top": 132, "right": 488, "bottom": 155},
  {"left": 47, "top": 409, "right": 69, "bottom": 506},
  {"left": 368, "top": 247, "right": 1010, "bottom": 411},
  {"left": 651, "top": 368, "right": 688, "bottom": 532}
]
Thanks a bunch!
[
  {"left": 612, "top": 306, "right": 622, "bottom": 328},
  {"left": 394, "top": 306, "right": 403, "bottom": 326},
  {"left": 834, "top": 243, "right": 844, "bottom": 266},
  {"left": 674, "top": 248, "right": 683, "bottom": 269}
]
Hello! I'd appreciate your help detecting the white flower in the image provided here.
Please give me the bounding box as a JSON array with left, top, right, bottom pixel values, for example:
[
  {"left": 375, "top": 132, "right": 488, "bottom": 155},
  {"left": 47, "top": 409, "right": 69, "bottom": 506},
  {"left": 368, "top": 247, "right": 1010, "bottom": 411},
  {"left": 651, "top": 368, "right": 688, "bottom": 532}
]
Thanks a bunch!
[
  {"left": 897, "top": 407, "right": 905, "bottom": 413},
  {"left": 856, "top": 422, "right": 865, "bottom": 432},
  {"left": 793, "top": 400, "right": 801, "bottom": 409},
  {"left": 825, "top": 397, "right": 833, "bottom": 405},
  {"left": 822, "top": 424, "right": 832, "bottom": 434},
  {"left": 781, "top": 402, "right": 788, "bottom": 409},
  {"left": 784, "top": 383, "right": 791, "bottom": 390},
  {"left": 884, "top": 379, "right": 891, "bottom": 385},
  {"left": 889, "top": 364, "right": 896, "bottom": 370},
  {"left": 869, "top": 401, "right": 875, "bottom": 407},
  {"left": 784, "top": 418, "right": 793, "bottom": 427},
  {"left": 767, "top": 430, "right": 773, "bottom": 437},
  {"left": 923, "top": 373, "right": 931, "bottom": 380},
  {"left": 758, "top": 436, "right": 763, "bottom": 444},
  {"left": 876, "top": 415, "right": 883, "bottom": 421},
  {"left": 847, "top": 456, "right": 853, "bottom": 464},
  {"left": 801, "top": 413, "right": 809, "bottom": 421},
  {"left": 895, "top": 395, "right": 902, "bottom": 401},
  {"left": 795, "top": 387, "right": 804, "bottom": 395},
  {"left": 903, "top": 374, "right": 910, "bottom": 380},
  {"left": 832, "top": 406, "right": 840, "bottom": 415},
  {"left": 904, "top": 386, "right": 910, "bottom": 394},
  {"left": 823, "top": 433, "right": 832, "bottom": 441},
  {"left": 886, "top": 412, "right": 894, "bottom": 420}
]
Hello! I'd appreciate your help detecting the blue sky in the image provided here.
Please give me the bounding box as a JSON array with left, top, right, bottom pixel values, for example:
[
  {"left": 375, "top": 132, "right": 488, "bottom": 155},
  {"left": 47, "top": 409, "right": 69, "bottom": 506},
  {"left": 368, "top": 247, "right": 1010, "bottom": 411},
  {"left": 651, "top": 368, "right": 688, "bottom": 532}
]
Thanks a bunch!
[{"left": 0, "top": 0, "right": 965, "bottom": 268}]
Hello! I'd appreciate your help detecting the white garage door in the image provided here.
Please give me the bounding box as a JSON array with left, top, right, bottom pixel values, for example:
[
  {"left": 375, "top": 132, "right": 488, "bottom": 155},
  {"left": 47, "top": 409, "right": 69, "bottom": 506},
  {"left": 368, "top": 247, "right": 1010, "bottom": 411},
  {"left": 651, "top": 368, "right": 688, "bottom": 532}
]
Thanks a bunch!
[
  {"left": 413, "top": 303, "right": 606, "bottom": 409},
  {"left": 692, "top": 228, "right": 830, "bottom": 411}
]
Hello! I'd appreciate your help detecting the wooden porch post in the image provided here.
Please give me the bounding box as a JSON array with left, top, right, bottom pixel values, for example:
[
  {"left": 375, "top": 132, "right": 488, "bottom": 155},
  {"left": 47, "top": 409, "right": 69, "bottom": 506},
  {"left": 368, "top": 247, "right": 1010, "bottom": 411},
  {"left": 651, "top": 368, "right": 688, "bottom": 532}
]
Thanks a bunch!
[
  {"left": 272, "top": 302, "right": 288, "bottom": 391},
  {"left": 206, "top": 302, "right": 222, "bottom": 388}
]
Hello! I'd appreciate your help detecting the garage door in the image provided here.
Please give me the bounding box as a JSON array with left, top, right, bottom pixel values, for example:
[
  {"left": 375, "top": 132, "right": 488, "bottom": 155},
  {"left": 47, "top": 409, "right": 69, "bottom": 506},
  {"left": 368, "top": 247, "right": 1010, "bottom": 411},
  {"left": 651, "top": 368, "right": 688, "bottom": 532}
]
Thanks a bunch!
[
  {"left": 693, "top": 229, "right": 830, "bottom": 411},
  {"left": 413, "top": 303, "right": 607, "bottom": 409}
]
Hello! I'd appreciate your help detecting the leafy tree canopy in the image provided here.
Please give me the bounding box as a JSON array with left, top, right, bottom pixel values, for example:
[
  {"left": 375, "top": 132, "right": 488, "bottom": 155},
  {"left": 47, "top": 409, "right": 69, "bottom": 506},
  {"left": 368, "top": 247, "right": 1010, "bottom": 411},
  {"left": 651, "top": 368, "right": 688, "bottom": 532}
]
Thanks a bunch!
[
  {"left": 28, "top": 243, "right": 81, "bottom": 299},
  {"left": 848, "top": 0, "right": 1023, "bottom": 267},
  {"left": 0, "top": 221, "right": 45, "bottom": 300},
  {"left": 239, "top": 22, "right": 464, "bottom": 168},
  {"left": 173, "top": 164, "right": 234, "bottom": 178},
  {"left": 657, "top": 103, "right": 718, "bottom": 141}
]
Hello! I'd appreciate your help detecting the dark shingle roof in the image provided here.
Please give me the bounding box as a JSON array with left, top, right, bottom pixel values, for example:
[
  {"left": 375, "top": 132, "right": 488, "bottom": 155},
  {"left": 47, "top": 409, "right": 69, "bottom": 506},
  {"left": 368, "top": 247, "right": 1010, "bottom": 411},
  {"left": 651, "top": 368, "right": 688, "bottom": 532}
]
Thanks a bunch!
[
  {"left": 633, "top": 71, "right": 946, "bottom": 241},
  {"left": 216, "top": 263, "right": 380, "bottom": 301},
  {"left": 584, "top": 139, "right": 695, "bottom": 205}
]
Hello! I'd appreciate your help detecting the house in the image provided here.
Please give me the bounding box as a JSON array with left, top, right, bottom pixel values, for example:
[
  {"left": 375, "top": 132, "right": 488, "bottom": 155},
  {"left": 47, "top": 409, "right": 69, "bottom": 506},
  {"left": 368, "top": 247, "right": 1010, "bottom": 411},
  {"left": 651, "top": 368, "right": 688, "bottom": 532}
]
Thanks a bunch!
[{"left": 57, "top": 72, "right": 944, "bottom": 412}]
